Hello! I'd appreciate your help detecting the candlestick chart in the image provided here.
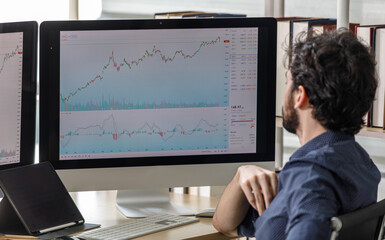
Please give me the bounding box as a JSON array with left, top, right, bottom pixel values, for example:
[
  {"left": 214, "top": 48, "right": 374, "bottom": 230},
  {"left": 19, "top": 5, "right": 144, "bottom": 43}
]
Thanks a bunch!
[{"left": 60, "top": 30, "right": 228, "bottom": 112}]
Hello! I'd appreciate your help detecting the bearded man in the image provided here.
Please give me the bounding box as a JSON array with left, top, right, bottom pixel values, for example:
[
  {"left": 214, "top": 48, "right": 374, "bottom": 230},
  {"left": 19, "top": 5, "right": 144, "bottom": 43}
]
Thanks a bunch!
[{"left": 212, "top": 30, "right": 381, "bottom": 240}]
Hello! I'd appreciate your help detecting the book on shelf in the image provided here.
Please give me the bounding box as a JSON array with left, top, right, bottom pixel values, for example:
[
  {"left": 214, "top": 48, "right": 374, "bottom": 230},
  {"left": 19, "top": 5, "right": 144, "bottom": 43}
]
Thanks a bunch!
[
  {"left": 373, "top": 26, "right": 385, "bottom": 129},
  {"left": 154, "top": 11, "right": 207, "bottom": 19},
  {"left": 154, "top": 11, "right": 246, "bottom": 19},
  {"left": 349, "top": 23, "right": 360, "bottom": 34},
  {"left": 177, "top": 13, "right": 246, "bottom": 18},
  {"left": 356, "top": 24, "right": 385, "bottom": 128},
  {"left": 356, "top": 25, "right": 378, "bottom": 127},
  {"left": 311, "top": 22, "right": 360, "bottom": 34},
  {"left": 355, "top": 24, "right": 385, "bottom": 48}
]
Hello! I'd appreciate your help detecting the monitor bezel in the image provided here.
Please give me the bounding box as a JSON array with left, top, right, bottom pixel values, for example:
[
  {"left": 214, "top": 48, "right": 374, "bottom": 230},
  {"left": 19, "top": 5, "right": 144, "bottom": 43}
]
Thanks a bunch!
[
  {"left": 39, "top": 18, "right": 276, "bottom": 170},
  {"left": 0, "top": 21, "right": 37, "bottom": 170}
]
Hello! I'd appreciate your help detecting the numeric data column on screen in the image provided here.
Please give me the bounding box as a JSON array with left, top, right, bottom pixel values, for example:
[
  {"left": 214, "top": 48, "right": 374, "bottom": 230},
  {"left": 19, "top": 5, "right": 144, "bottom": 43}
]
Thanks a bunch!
[{"left": 227, "top": 28, "right": 258, "bottom": 153}]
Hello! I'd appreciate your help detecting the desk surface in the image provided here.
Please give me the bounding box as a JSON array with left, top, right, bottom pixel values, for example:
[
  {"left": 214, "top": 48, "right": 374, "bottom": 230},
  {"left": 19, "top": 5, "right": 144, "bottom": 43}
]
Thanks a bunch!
[{"left": 70, "top": 190, "right": 237, "bottom": 240}]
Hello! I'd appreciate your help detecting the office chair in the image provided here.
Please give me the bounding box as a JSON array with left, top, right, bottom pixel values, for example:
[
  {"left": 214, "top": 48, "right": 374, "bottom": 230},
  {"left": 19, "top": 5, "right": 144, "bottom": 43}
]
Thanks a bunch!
[{"left": 330, "top": 198, "right": 385, "bottom": 240}]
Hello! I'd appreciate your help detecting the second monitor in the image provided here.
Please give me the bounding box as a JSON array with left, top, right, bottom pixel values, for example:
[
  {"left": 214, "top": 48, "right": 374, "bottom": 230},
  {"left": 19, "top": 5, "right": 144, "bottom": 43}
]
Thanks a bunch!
[
  {"left": 39, "top": 18, "right": 276, "bottom": 217},
  {"left": 0, "top": 21, "right": 37, "bottom": 171}
]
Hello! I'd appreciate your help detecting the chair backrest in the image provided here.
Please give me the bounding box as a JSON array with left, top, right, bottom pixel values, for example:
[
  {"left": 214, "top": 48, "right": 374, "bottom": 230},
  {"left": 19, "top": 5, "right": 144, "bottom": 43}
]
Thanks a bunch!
[{"left": 330, "top": 198, "right": 385, "bottom": 240}]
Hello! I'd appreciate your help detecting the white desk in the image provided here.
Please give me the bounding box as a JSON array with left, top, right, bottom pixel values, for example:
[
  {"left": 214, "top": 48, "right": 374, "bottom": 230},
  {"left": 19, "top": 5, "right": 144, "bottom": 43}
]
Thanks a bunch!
[{"left": 70, "top": 190, "right": 241, "bottom": 240}]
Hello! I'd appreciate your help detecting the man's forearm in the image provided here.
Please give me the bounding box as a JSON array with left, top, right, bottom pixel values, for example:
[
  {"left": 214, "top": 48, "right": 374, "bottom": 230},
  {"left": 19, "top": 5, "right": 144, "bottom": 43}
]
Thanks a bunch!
[{"left": 212, "top": 170, "right": 251, "bottom": 237}]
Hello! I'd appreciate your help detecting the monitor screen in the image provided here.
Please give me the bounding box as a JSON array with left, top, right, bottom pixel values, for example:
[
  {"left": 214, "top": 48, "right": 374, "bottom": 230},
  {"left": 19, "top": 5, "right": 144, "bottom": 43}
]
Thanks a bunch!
[
  {"left": 39, "top": 18, "right": 276, "bottom": 192},
  {"left": 60, "top": 28, "right": 257, "bottom": 159},
  {"left": 0, "top": 21, "right": 37, "bottom": 170}
]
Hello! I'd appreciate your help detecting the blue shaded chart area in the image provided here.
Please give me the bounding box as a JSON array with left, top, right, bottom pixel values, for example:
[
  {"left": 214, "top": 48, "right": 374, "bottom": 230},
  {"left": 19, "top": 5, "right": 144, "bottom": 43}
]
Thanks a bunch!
[
  {"left": 60, "top": 29, "right": 229, "bottom": 111},
  {"left": 59, "top": 108, "right": 228, "bottom": 156}
]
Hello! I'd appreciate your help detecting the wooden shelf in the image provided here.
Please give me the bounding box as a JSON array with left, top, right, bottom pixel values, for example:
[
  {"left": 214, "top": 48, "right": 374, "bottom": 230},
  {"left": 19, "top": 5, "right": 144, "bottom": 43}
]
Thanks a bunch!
[
  {"left": 275, "top": 117, "right": 385, "bottom": 139},
  {"left": 358, "top": 126, "right": 385, "bottom": 139}
]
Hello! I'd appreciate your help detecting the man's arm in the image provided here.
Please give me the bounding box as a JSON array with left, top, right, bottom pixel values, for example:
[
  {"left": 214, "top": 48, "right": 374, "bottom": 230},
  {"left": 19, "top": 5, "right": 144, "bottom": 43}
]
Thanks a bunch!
[
  {"left": 212, "top": 169, "right": 250, "bottom": 237},
  {"left": 212, "top": 165, "right": 278, "bottom": 237},
  {"left": 283, "top": 164, "right": 340, "bottom": 240}
]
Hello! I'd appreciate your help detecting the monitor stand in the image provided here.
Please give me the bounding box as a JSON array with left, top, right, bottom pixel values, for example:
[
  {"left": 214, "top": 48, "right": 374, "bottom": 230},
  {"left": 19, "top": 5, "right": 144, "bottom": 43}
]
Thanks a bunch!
[{"left": 115, "top": 189, "right": 196, "bottom": 218}]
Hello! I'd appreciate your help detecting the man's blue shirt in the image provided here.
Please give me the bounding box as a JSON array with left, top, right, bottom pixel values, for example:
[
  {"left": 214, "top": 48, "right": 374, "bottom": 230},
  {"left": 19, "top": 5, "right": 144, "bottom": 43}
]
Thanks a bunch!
[{"left": 238, "top": 131, "right": 381, "bottom": 240}]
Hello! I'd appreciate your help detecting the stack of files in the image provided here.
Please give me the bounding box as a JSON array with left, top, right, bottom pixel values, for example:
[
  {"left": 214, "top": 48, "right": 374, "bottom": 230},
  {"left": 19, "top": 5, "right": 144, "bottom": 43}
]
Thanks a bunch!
[
  {"left": 356, "top": 24, "right": 385, "bottom": 129},
  {"left": 154, "top": 11, "right": 246, "bottom": 19}
]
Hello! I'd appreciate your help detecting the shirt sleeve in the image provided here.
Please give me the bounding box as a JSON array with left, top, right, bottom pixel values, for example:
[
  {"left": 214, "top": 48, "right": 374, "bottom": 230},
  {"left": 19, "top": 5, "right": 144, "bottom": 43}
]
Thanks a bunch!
[
  {"left": 283, "top": 161, "right": 341, "bottom": 240},
  {"left": 237, "top": 207, "right": 259, "bottom": 237}
]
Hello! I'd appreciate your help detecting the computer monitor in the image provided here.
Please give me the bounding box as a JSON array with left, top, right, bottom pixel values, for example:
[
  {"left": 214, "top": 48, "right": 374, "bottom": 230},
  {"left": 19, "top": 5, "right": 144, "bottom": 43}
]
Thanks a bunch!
[
  {"left": 39, "top": 18, "right": 277, "bottom": 217},
  {"left": 0, "top": 21, "right": 37, "bottom": 171}
]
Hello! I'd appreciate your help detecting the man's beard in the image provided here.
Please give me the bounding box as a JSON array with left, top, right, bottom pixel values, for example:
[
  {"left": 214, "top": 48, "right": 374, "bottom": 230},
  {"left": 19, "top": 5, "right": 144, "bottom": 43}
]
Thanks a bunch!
[{"left": 282, "top": 96, "right": 299, "bottom": 134}]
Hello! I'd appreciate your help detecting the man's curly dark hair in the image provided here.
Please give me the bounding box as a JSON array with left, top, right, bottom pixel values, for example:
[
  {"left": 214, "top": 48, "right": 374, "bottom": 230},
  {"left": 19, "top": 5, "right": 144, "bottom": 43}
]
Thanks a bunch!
[{"left": 287, "top": 29, "right": 378, "bottom": 135}]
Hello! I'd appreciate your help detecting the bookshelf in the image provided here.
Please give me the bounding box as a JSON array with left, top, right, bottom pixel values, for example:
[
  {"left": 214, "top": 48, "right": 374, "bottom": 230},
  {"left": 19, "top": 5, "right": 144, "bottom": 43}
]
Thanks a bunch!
[
  {"left": 357, "top": 126, "right": 385, "bottom": 139},
  {"left": 274, "top": 0, "right": 385, "bottom": 171}
]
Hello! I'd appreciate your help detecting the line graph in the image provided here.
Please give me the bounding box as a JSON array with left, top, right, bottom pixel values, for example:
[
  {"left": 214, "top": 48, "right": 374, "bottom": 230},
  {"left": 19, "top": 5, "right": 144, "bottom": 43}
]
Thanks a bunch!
[
  {"left": 0, "top": 45, "right": 22, "bottom": 75},
  {"left": 61, "top": 114, "right": 218, "bottom": 147},
  {"left": 59, "top": 107, "right": 228, "bottom": 155},
  {"left": 61, "top": 37, "right": 220, "bottom": 104},
  {"left": 60, "top": 29, "right": 229, "bottom": 112}
]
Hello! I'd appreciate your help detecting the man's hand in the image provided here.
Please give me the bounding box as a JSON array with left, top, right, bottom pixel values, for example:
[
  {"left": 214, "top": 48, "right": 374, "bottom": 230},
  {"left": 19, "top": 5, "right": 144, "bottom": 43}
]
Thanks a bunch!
[
  {"left": 237, "top": 165, "right": 278, "bottom": 216},
  {"left": 212, "top": 165, "right": 278, "bottom": 237}
]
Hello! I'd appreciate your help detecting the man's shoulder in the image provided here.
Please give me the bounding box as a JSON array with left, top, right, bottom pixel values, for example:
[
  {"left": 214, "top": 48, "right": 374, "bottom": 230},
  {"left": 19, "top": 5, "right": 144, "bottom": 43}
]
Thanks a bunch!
[
  {"left": 289, "top": 138, "right": 373, "bottom": 170},
  {"left": 281, "top": 140, "right": 381, "bottom": 203},
  {"left": 280, "top": 157, "right": 334, "bottom": 187}
]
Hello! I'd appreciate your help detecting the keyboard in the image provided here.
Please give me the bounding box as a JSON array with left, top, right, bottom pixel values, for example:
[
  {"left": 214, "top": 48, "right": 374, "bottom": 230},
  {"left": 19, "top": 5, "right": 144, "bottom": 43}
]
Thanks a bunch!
[{"left": 76, "top": 214, "right": 199, "bottom": 240}]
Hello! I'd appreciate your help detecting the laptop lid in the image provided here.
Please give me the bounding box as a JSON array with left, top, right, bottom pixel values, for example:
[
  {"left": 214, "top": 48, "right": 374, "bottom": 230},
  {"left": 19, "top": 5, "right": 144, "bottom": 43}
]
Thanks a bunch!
[{"left": 0, "top": 162, "right": 84, "bottom": 235}]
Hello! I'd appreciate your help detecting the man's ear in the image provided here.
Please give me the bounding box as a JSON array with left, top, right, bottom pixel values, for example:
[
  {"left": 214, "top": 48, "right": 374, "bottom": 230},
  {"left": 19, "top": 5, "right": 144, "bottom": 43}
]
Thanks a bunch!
[{"left": 294, "top": 85, "right": 309, "bottom": 109}]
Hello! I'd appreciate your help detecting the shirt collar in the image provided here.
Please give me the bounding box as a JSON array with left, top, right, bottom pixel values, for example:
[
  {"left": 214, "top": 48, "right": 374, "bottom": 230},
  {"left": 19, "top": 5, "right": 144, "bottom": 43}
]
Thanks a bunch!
[{"left": 291, "top": 131, "right": 354, "bottom": 159}]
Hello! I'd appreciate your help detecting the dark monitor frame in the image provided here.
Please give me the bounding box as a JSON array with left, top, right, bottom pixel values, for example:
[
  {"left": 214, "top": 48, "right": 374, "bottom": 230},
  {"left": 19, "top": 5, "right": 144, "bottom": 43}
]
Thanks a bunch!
[
  {"left": 0, "top": 21, "right": 37, "bottom": 170},
  {"left": 39, "top": 18, "right": 276, "bottom": 170}
]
